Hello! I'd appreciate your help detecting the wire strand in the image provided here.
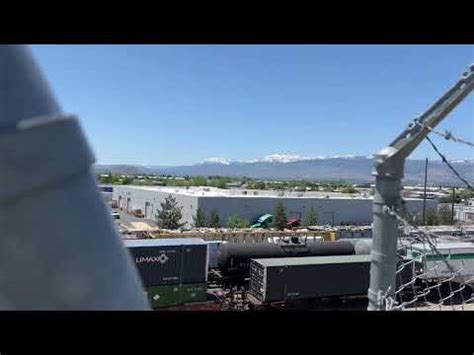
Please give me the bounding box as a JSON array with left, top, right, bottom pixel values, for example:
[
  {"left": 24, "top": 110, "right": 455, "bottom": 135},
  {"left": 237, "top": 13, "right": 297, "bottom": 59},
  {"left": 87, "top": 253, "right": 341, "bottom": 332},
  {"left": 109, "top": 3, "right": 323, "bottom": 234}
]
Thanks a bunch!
[
  {"left": 424, "top": 135, "right": 473, "bottom": 190},
  {"left": 416, "top": 121, "right": 474, "bottom": 148}
]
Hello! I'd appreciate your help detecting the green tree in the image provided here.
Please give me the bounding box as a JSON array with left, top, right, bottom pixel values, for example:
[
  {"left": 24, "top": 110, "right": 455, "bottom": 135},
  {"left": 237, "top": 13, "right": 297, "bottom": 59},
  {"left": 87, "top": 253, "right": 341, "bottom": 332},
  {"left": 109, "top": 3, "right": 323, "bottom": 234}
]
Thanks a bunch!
[
  {"left": 302, "top": 206, "right": 318, "bottom": 227},
  {"left": 249, "top": 181, "right": 266, "bottom": 190},
  {"left": 208, "top": 210, "right": 221, "bottom": 228},
  {"left": 121, "top": 176, "right": 133, "bottom": 185},
  {"left": 341, "top": 186, "right": 357, "bottom": 194},
  {"left": 155, "top": 194, "right": 185, "bottom": 230},
  {"left": 192, "top": 176, "right": 208, "bottom": 186},
  {"left": 425, "top": 209, "right": 440, "bottom": 226},
  {"left": 209, "top": 179, "right": 227, "bottom": 189},
  {"left": 404, "top": 211, "right": 421, "bottom": 226},
  {"left": 227, "top": 215, "right": 251, "bottom": 229},
  {"left": 272, "top": 202, "right": 287, "bottom": 231},
  {"left": 460, "top": 189, "right": 474, "bottom": 204},
  {"left": 192, "top": 207, "right": 207, "bottom": 228},
  {"left": 322, "top": 185, "right": 334, "bottom": 192},
  {"left": 439, "top": 194, "right": 461, "bottom": 204},
  {"left": 439, "top": 205, "right": 453, "bottom": 225}
]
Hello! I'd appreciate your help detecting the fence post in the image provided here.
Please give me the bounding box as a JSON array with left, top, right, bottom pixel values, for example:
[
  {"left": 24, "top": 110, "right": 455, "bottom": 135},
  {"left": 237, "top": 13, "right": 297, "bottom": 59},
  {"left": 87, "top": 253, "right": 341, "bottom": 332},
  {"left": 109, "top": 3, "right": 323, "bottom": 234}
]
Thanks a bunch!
[{"left": 367, "top": 148, "right": 404, "bottom": 310}]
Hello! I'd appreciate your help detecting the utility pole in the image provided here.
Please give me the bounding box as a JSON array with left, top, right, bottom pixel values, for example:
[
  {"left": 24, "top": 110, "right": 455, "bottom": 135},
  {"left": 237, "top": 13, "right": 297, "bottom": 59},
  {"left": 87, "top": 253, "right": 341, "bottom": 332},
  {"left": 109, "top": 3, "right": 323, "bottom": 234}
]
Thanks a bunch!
[
  {"left": 368, "top": 64, "right": 474, "bottom": 310},
  {"left": 452, "top": 187, "right": 456, "bottom": 225},
  {"left": 422, "top": 158, "right": 428, "bottom": 225}
]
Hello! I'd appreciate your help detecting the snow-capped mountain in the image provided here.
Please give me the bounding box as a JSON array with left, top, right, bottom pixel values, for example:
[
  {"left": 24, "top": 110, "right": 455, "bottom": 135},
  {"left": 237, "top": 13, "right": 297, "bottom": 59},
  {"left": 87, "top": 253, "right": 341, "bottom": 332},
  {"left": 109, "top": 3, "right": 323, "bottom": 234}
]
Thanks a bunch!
[
  {"left": 199, "top": 157, "right": 231, "bottom": 165},
  {"left": 222, "top": 153, "right": 362, "bottom": 164},
  {"left": 250, "top": 153, "right": 314, "bottom": 163},
  {"left": 95, "top": 154, "right": 474, "bottom": 185}
]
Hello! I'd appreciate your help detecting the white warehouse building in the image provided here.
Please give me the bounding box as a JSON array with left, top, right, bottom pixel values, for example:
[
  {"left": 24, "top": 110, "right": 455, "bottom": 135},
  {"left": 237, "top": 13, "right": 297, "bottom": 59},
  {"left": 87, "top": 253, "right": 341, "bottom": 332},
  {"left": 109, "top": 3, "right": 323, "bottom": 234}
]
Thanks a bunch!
[{"left": 112, "top": 185, "right": 438, "bottom": 228}]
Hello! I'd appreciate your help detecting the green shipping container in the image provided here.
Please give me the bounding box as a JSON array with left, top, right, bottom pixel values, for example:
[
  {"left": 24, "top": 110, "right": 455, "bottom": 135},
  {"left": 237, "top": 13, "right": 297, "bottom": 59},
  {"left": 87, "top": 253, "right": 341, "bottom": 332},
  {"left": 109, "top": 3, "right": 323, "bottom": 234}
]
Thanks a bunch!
[
  {"left": 145, "top": 283, "right": 207, "bottom": 309},
  {"left": 145, "top": 284, "right": 181, "bottom": 309},
  {"left": 179, "top": 283, "right": 207, "bottom": 304}
]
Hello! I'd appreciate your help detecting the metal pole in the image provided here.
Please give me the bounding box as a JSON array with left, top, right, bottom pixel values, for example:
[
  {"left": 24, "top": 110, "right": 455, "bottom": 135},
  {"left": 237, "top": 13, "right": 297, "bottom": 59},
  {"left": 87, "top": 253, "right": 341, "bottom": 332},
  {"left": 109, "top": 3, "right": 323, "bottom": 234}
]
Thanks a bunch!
[
  {"left": 367, "top": 148, "right": 403, "bottom": 310},
  {"left": 452, "top": 187, "right": 456, "bottom": 225},
  {"left": 367, "top": 65, "right": 474, "bottom": 311},
  {"left": 0, "top": 45, "right": 149, "bottom": 309},
  {"left": 422, "top": 158, "right": 428, "bottom": 225}
]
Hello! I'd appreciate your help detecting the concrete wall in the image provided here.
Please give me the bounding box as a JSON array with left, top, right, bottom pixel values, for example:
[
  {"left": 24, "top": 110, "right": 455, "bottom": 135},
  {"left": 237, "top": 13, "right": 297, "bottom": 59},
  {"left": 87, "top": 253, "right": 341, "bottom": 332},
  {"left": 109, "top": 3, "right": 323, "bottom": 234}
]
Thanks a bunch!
[
  {"left": 198, "top": 196, "right": 437, "bottom": 226},
  {"left": 112, "top": 186, "right": 437, "bottom": 228},
  {"left": 454, "top": 205, "right": 474, "bottom": 223}
]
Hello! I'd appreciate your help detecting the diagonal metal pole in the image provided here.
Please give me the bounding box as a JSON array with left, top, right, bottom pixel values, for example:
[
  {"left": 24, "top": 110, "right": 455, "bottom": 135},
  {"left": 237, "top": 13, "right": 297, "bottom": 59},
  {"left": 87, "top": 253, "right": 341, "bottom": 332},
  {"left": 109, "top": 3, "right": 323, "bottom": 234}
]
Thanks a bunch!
[{"left": 0, "top": 45, "right": 149, "bottom": 309}]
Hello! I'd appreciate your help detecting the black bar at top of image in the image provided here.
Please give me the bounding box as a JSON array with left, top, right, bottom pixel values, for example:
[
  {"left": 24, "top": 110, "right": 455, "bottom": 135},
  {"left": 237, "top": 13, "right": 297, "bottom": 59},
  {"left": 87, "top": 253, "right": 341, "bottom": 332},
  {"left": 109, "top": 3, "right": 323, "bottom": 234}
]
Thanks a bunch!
[{"left": 0, "top": 26, "right": 472, "bottom": 44}]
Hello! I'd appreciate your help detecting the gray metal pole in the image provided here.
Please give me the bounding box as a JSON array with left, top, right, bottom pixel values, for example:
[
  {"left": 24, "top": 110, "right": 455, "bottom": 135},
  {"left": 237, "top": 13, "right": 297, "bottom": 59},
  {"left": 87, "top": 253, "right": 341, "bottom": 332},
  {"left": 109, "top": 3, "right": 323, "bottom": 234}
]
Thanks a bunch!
[
  {"left": 367, "top": 65, "right": 474, "bottom": 310},
  {"left": 367, "top": 147, "right": 404, "bottom": 310},
  {"left": 422, "top": 158, "right": 428, "bottom": 225},
  {"left": 0, "top": 45, "right": 149, "bottom": 310},
  {"left": 451, "top": 187, "right": 455, "bottom": 225}
]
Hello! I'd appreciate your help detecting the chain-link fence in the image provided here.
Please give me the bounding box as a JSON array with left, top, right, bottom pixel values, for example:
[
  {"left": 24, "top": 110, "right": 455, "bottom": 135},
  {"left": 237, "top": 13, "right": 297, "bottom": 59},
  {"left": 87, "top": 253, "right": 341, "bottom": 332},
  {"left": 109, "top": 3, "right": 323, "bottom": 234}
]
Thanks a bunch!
[
  {"left": 378, "top": 120, "right": 474, "bottom": 310},
  {"left": 382, "top": 206, "right": 474, "bottom": 310}
]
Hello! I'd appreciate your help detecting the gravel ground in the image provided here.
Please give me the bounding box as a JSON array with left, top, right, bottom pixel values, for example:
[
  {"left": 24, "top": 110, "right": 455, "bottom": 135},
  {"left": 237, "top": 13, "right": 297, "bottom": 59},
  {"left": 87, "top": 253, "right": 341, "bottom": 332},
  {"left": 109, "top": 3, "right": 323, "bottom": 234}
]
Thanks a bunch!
[{"left": 406, "top": 302, "right": 474, "bottom": 311}]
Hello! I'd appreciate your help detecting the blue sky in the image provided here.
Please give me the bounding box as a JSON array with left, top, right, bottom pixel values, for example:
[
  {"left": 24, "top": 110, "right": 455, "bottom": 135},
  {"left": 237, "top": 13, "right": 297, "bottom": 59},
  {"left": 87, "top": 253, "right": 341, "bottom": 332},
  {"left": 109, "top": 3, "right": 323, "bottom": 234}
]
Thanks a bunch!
[{"left": 31, "top": 45, "right": 473, "bottom": 165}]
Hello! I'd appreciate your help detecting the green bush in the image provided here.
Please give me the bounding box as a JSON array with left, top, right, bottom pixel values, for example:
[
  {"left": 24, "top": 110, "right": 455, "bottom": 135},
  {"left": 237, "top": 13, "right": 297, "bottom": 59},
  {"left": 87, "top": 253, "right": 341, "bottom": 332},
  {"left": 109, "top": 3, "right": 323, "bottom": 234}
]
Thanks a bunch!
[{"left": 227, "top": 215, "right": 251, "bottom": 229}]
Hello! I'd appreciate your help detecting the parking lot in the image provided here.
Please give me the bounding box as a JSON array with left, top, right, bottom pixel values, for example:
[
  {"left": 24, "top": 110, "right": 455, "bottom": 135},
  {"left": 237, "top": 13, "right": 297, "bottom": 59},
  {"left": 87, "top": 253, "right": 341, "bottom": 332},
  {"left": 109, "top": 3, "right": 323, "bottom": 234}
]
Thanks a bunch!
[{"left": 112, "top": 208, "right": 158, "bottom": 232}]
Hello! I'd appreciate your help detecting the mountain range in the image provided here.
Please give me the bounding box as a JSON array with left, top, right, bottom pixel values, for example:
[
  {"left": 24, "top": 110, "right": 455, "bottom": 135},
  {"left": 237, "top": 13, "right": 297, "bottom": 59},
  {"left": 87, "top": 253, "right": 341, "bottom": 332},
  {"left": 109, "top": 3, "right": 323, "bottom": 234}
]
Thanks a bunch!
[{"left": 94, "top": 154, "right": 474, "bottom": 185}]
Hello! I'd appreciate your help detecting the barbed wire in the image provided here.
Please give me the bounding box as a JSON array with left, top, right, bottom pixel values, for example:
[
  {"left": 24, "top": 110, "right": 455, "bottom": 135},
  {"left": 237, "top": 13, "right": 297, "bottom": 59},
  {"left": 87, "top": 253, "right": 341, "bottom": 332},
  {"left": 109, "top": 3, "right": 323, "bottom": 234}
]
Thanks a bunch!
[
  {"left": 424, "top": 135, "right": 473, "bottom": 190},
  {"left": 415, "top": 121, "right": 474, "bottom": 148},
  {"left": 380, "top": 205, "right": 473, "bottom": 311}
]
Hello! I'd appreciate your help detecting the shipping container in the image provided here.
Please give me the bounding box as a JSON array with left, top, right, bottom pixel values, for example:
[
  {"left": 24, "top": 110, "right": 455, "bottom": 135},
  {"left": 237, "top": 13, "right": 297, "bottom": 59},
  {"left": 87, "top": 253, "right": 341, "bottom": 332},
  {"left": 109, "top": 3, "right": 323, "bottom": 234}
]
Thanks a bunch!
[
  {"left": 408, "top": 242, "right": 474, "bottom": 283},
  {"left": 218, "top": 241, "right": 355, "bottom": 278},
  {"left": 145, "top": 284, "right": 181, "bottom": 308},
  {"left": 124, "top": 238, "right": 208, "bottom": 287},
  {"left": 249, "top": 255, "right": 371, "bottom": 303},
  {"left": 162, "top": 301, "right": 223, "bottom": 311},
  {"left": 180, "top": 283, "right": 207, "bottom": 303},
  {"left": 145, "top": 283, "right": 207, "bottom": 309}
]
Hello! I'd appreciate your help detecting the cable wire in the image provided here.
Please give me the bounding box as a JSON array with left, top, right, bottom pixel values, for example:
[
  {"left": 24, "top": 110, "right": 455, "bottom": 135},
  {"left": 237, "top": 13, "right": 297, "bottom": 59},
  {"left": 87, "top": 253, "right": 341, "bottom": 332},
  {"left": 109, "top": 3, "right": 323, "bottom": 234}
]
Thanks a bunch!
[{"left": 424, "top": 135, "right": 473, "bottom": 190}]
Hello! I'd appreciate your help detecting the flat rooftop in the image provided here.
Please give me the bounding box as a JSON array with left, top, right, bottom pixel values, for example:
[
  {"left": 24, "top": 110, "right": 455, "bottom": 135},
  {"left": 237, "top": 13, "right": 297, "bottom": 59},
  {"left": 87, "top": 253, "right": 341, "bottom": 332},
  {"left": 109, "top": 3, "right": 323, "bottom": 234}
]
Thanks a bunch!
[
  {"left": 123, "top": 238, "right": 206, "bottom": 248},
  {"left": 410, "top": 241, "right": 474, "bottom": 251},
  {"left": 253, "top": 254, "right": 371, "bottom": 267},
  {"left": 114, "top": 185, "right": 428, "bottom": 201}
]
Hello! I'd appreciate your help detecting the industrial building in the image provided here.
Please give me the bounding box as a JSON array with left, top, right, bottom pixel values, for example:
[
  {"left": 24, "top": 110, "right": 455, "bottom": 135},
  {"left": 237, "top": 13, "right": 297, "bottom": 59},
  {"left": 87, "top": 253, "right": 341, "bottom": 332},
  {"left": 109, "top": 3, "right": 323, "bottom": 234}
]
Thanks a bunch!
[
  {"left": 112, "top": 185, "right": 437, "bottom": 228},
  {"left": 454, "top": 205, "right": 474, "bottom": 224}
]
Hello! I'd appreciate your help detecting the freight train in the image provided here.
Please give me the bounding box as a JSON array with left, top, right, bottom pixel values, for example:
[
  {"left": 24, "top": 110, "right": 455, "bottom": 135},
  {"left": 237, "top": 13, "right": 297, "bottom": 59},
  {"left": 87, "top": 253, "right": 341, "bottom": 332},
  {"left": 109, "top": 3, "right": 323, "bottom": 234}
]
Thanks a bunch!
[
  {"left": 125, "top": 236, "right": 424, "bottom": 310},
  {"left": 216, "top": 240, "right": 355, "bottom": 286}
]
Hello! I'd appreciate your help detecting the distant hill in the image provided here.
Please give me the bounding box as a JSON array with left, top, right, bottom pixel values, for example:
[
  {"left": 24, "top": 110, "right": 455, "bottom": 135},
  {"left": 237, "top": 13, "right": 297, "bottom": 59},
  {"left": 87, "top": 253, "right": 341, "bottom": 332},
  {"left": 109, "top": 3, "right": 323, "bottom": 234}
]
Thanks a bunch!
[{"left": 94, "top": 155, "right": 474, "bottom": 185}]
